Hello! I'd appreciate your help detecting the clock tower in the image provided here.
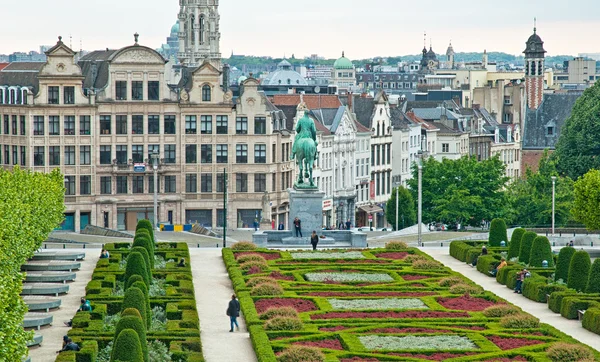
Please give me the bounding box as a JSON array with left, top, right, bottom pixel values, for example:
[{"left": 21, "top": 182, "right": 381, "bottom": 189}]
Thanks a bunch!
[
  {"left": 523, "top": 23, "right": 546, "bottom": 110},
  {"left": 177, "top": 0, "right": 222, "bottom": 69}
]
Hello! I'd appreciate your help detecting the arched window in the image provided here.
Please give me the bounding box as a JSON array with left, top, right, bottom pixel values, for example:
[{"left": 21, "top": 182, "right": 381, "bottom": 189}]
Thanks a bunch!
[
  {"left": 287, "top": 79, "right": 291, "bottom": 85},
  {"left": 9, "top": 89, "right": 16, "bottom": 104},
  {"left": 190, "top": 15, "right": 195, "bottom": 43},
  {"left": 0, "top": 88, "right": 4, "bottom": 104},
  {"left": 376, "top": 122, "right": 380, "bottom": 137},
  {"left": 199, "top": 15, "right": 205, "bottom": 45},
  {"left": 202, "top": 85, "right": 211, "bottom": 102},
  {"left": 21, "top": 88, "right": 28, "bottom": 104}
]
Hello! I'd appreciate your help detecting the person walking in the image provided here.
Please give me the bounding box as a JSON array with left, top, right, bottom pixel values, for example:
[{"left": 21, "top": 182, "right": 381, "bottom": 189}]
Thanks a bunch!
[
  {"left": 294, "top": 217, "right": 302, "bottom": 237},
  {"left": 345, "top": 219, "right": 352, "bottom": 230},
  {"left": 310, "top": 231, "right": 319, "bottom": 251},
  {"left": 226, "top": 294, "right": 241, "bottom": 332}
]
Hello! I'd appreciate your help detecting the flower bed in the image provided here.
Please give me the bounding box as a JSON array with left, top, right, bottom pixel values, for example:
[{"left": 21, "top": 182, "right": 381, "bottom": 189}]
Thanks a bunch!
[
  {"left": 255, "top": 298, "right": 318, "bottom": 313},
  {"left": 304, "top": 291, "right": 437, "bottom": 297},
  {"left": 374, "top": 252, "right": 409, "bottom": 259},
  {"left": 358, "top": 335, "right": 478, "bottom": 351},
  {"left": 293, "top": 338, "right": 344, "bottom": 350},
  {"left": 487, "top": 335, "right": 544, "bottom": 350},
  {"left": 402, "top": 274, "right": 431, "bottom": 281},
  {"left": 327, "top": 298, "right": 428, "bottom": 310},
  {"left": 391, "top": 352, "right": 477, "bottom": 360},
  {"left": 311, "top": 311, "right": 469, "bottom": 320},
  {"left": 305, "top": 272, "right": 393, "bottom": 283},
  {"left": 235, "top": 251, "right": 281, "bottom": 260},
  {"left": 319, "top": 326, "right": 347, "bottom": 332},
  {"left": 291, "top": 251, "right": 365, "bottom": 259},
  {"left": 370, "top": 327, "right": 452, "bottom": 334},
  {"left": 269, "top": 271, "right": 295, "bottom": 280},
  {"left": 437, "top": 294, "right": 499, "bottom": 311}
]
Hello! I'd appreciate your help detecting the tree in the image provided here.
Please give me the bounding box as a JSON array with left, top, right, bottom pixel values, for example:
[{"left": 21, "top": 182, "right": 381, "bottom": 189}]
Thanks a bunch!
[
  {"left": 586, "top": 259, "right": 600, "bottom": 294},
  {"left": 111, "top": 328, "right": 144, "bottom": 362},
  {"left": 386, "top": 186, "right": 416, "bottom": 230},
  {"left": 572, "top": 169, "right": 600, "bottom": 230},
  {"left": 529, "top": 236, "right": 554, "bottom": 267},
  {"left": 124, "top": 252, "right": 150, "bottom": 287},
  {"left": 488, "top": 219, "right": 508, "bottom": 247},
  {"left": 122, "top": 287, "right": 149, "bottom": 329},
  {"left": 555, "top": 246, "right": 576, "bottom": 282},
  {"left": 567, "top": 250, "right": 591, "bottom": 292},
  {"left": 508, "top": 228, "right": 526, "bottom": 259},
  {"left": 0, "top": 168, "right": 64, "bottom": 360},
  {"left": 555, "top": 81, "right": 600, "bottom": 180},
  {"left": 519, "top": 231, "right": 537, "bottom": 265},
  {"left": 114, "top": 315, "right": 148, "bottom": 362}
]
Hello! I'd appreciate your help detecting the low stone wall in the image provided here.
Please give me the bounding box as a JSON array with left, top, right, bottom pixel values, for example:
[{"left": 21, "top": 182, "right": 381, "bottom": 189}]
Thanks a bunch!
[{"left": 80, "top": 225, "right": 133, "bottom": 238}]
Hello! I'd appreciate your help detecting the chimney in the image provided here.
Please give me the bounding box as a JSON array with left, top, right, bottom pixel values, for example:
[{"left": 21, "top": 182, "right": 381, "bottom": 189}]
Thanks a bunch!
[{"left": 222, "top": 63, "right": 230, "bottom": 92}]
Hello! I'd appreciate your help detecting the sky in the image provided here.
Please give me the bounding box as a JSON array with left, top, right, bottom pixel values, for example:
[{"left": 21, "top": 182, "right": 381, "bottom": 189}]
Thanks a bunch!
[{"left": 1, "top": 0, "right": 599, "bottom": 58}]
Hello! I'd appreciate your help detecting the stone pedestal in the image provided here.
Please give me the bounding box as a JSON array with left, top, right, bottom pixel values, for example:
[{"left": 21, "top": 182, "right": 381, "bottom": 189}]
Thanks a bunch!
[{"left": 288, "top": 187, "right": 324, "bottom": 244}]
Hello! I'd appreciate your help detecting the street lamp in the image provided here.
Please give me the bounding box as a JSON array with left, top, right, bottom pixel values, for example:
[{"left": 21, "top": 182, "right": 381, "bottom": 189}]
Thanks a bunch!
[
  {"left": 418, "top": 164, "right": 423, "bottom": 247},
  {"left": 551, "top": 176, "right": 557, "bottom": 236},
  {"left": 393, "top": 181, "right": 401, "bottom": 232},
  {"left": 151, "top": 152, "right": 160, "bottom": 232}
]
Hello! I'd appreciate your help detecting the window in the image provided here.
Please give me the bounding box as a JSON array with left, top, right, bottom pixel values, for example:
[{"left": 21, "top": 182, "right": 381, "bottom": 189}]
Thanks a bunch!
[
  {"left": 254, "top": 174, "right": 266, "bottom": 192},
  {"left": 80, "top": 176, "right": 91, "bottom": 195},
  {"left": 80, "top": 146, "right": 91, "bottom": 165},
  {"left": 49, "top": 116, "right": 60, "bottom": 135},
  {"left": 201, "top": 145, "right": 212, "bottom": 163},
  {"left": 132, "top": 145, "right": 144, "bottom": 163},
  {"left": 11, "top": 115, "right": 17, "bottom": 135},
  {"left": 101, "top": 176, "right": 112, "bottom": 194},
  {"left": 185, "top": 115, "right": 197, "bottom": 134},
  {"left": 132, "top": 115, "right": 143, "bottom": 134},
  {"left": 148, "top": 115, "right": 159, "bottom": 134},
  {"left": 236, "top": 144, "right": 248, "bottom": 163},
  {"left": 376, "top": 145, "right": 380, "bottom": 166},
  {"left": 201, "top": 115, "right": 212, "bottom": 134},
  {"left": 216, "top": 144, "right": 228, "bottom": 163},
  {"left": 547, "top": 126, "right": 554, "bottom": 136},
  {"left": 236, "top": 173, "right": 248, "bottom": 192},
  {"left": 164, "top": 144, "right": 176, "bottom": 164},
  {"left": 216, "top": 173, "right": 225, "bottom": 192},
  {"left": 116, "top": 81, "right": 127, "bottom": 100},
  {"left": 80, "top": 116, "right": 90, "bottom": 135},
  {"left": 116, "top": 115, "right": 127, "bottom": 134},
  {"left": 48, "top": 86, "right": 59, "bottom": 104},
  {"left": 201, "top": 173, "right": 212, "bottom": 192},
  {"left": 132, "top": 175, "right": 144, "bottom": 194},
  {"left": 164, "top": 175, "right": 176, "bottom": 193},
  {"left": 20, "top": 146, "right": 25, "bottom": 166},
  {"left": 202, "top": 85, "right": 211, "bottom": 102},
  {"left": 236, "top": 117, "right": 248, "bottom": 134},
  {"left": 132, "top": 81, "right": 143, "bottom": 100},
  {"left": 254, "top": 144, "right": 266, "bottom": 163},
  {"left": 148, "top": 175, "right": 160, "bottom": 193},
  {"left": 34, "top": 146, "right": 44, "bottom": 166},
  {"left": 64, "top": 176, "right": 75, "bottom": 196},
  {"left": 186, "top": 174, "right": 197, "bottom": 193},
  {"left": 100, "top": 146, "right": 112, "bottom": 165},
  {"left": 116, "top": 145, "right": 128, "bottom": 164},
  {"left": 64, "top": 146, "right": 75, "bottom": 165},
  {"left": 3, "top": 145, "right": 8, "bottom": 165},
  {"left": 100, "top": 115, "right": 111, "bottom": 134},
  {"left": 20, "top": 116, "right": 25, "bottom": 135},
  {"left": 254, "top": 116, "right": 266, "bottom": 134},
  {"left": 116, "top": 176, "right": 128, "bottom": 194},
  {"left": 442, "top": 143, "right": 449, "bottom": 153},
  {"left": 148, "top": 144, "right": 159, "bottom": 160},
  {"left": 148, "top": 81, "right": 159, "bottom": 101},
  {"left": 386, "top": 144, "right": 391, "bottom": 165},
  {"left": 164, "top": 115, "right": 176, "bottom": 134},
  {"left": 371, "top": 146, "right": 375, "bottom": 167},
  {"left": 272, "top": 173, "right": 276, "bottom": 192},
  {"left": 64, "top": 86, "right": 75, "bottom": 104},
  {"left": 186, "top": 144, "right": 197, "bottom": 164},
  {"left": 216, "top": 115, "right": 228, "bottom": 134},
  {"left": 64, "top": 116, "right": 75, "bottom": 135},
  {"left": 34, "top": 116, "right": 44, "bottom": 135}
]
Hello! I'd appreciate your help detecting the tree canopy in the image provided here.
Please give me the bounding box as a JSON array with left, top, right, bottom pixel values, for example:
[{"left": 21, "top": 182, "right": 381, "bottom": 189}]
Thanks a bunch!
[
  {"left": 572, "top": 169, "right": 600, "bottom": 230},
  {"left": 386, "top": 186, "right": 416, "bottom": 230}
]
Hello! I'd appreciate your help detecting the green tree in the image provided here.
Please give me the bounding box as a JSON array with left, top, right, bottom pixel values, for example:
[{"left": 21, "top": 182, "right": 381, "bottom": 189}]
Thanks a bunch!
[
  {"left": 508, "top": 228, "right": 526, "bottom": 259},
  {"left": 567, "top": 250, "right": 591, "bottom": 292},
  {"left": 124, "top": 252, "right": 150, "bottom": 287},
  {"left": 114, "top": 315, "right": 148, "bottom": 362},
  {"left": 586, "top": 259, "right": 600, "bottom": 294},
  {"left": 386, "top": 186, "right": 416, "bottom": 230},
  {"left": 131, "top": 281, "right": 152, "bottom": 330},
  {"left": 555, "top": 246, "right": 576, "bottom": 282},
  {"left": 0, "top": 168, "right": 64, "bottom": 360},
  {"left": 555, "top": 81, "right": 600, "bottom": 180},
  {"left": 519, "top": 231, "right": 538, "bottom": 264},
  {"left": 136, "top": 219, "right": 155, "bottom": 246},
  {"left": 122, "top": 287, "right": 149, "bottom": 329},
  {"left": 433, "top": 186, "right": 482, "bottom": 227},
  {"left": 488, "top": 218, "right": 508, "bottom": 247},
  {"left": 572, "top": 169, "right": 600, "bottom": 230},
  {"left": 111, "top": 328, "right": 144, "bottom": 362},
  {"left": 130, "top": 246, "right": 152, "bottom": 280},
  {"left": 529, "top": 236, "right": 554, "bottom": 267}
]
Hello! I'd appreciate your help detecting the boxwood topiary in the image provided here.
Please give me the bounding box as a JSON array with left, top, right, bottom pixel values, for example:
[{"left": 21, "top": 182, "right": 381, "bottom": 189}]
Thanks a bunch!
[
  {"left": 131, "top": 281, "right": 152, "bottom": 329},
  {"left": 582, "top": 306, "right": 600, "bottom": 335},
  {"left": 124, "top": 252, "right": 150, "bottom": 287},
  {"left": 529, "top": 236, "right": 554, "bottom": 267},
  {"left": 567, "top": 250, "right": 591, "bottom": 292},
  {"left": 126, "top": 274, "right": 145, "bottom": 290},
  {"left": 114, "top": 315, "right": 148, "bottom": 362},
  {"left": 122, "top": 308, "right": 143, "bottom": 319},
  {"left": 131, "top": 246, "right": 153, "bottom": 275},
  {"left": 488, "top": 218, "right": 508, "bottom": 247},
  {"left": 110, "top": 328, "right": 144, "bottom": 362},
  {"left": 518, "top": 231, "right": 537, "bottom": 264},
  {"left": 136, "top": 219, "right": 155, "bottom": 244},
  {"left": 585, "top": 259, "right": 600, "bottom": 294},
  {"left": 121, "top": 287, "right": 148, "bottom": 329},
  {"left": 133, "top": 235, "right": 154, "bottom": 261},
  {"left": 508, "top": 228, "right": 525, "bottom": 259},
  {"left": 555, "top": 246, "right": 576, "bottom": 282}
]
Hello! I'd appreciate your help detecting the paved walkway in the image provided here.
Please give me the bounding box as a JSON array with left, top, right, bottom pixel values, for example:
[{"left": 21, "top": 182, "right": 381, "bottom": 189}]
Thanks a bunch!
[
  {"left": 27, "top": 250, "right": 98, "bottom": 362},
  {"left": 422, "top": 247, "right": 600, "bottom": 353},
  {"left": 189, "top": 248, "right": 257, "bottom": 362}
]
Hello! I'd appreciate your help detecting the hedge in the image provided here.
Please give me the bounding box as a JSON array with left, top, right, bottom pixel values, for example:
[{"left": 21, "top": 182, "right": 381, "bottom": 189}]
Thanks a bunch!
[
  {"left": 121, "top": 287, "right": 148, "bottom": 329},
  {"left": 548, "top": 290, "right": 579, "bottom": 314},
  {"left": 560, "top": 297, "right": 600, "bottom": 319},
  {"left": 136, "top": 219, "right": 155, "bottom": 244},
  {"left": 133, "top": 235, "right": 154, "bottom": 265},
  {"left": 124, "top": 252, "right": 150, "bottom": 288},
  {"left": 111, "top": 328, "right": 144, "bottom": 362},
  {"left": 488, "top": 218, "right": 508, "bottom": 247},
  {"left": 131, "top": 281, "right": 152, "bottom": 330},
  {"left": 582, "top": 307, "right": 600, "bottom": 334},
  {"left": 529, "top": 236, "right": 554, "bottom": 267},
  {"left": 555, "top": 247, "right": 576, "bottom": 282},
  {"left": 518, "top": 231, "right": 537, "bottom": 264},
  {"left": 476, "top": 255, "right": 501, "bottom": 275},
  {"left": 522, "top": 276, "right": 568, "bottom": 303},
  {"left": 508, "top": 228, "right": 525, "bottom": 259},
  {"left": 114, "top": 315, "right": 148, "bottom": 362},
  {"left": 567, "top": 250, "right": 591, "bottom": 292},
  {"left": 126, "top": 274, "right": 145, "bottom": 290},
  {"left": 131, "top": 246, "right": 153, "bottom": 278},
  {"left": 449, "top": 240, "right": 472, "bottom": 262},
  {"left": 586, "top": 259, "right": 600, "bottom": 294}
]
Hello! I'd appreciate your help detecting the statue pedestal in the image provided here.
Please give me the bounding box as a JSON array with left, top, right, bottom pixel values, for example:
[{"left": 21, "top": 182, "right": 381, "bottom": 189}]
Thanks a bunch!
[
  {"left": 287, "top": 187, "right": 324, "bottom": 244},
  {"left": 259, "top": 220, "right": 272, "bottom": 231}
]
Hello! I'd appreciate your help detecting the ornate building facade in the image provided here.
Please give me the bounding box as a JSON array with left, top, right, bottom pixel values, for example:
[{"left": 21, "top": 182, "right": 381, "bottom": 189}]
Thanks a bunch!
[{"left": 177, "top": 0, "right": 222, "bottom": 68}]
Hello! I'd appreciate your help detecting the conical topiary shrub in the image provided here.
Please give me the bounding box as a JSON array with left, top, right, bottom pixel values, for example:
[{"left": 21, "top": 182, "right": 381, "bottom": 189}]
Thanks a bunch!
[
  {"left": 586, "top": 259, "right": 600, "bottom": 294},
  {"left": 122, "top": 308, "right": 143, "bottom": 319},
  {"left": 567, "top": 250, "right": 591, "bottom": 292},
  {"left": 488, "top": 218, "right": 508, "bottom": 247},
  {"left": 133, "top": 235, "right": 154, "bottom": 263},
  {"left": 519, "top": 231, "right": 537, "bottom": 264},
  {"left": 135, "top": 228, "right": 153, "bottom": 253},
  {"left": 110, "top": 328, "right": 144, "bottom": 362},
  {"left": 508, "top": 228, "right": 526, "bottom": 259},
  {"left": 131, "top": 280, "right": 152, "bottom": 329},
  {"left": 136, "top": 219, "right": 155, "bottom": 244},
  {"left": 126, "top": 274, "right": 145, "bottom": 290},
  {"left": 555, "top": 246, "right": 576, "bottom": 282},
  {"left": 114, "top": 315, "right": 148, "bottom": 362},
  {"left": 131, "top": 245, "right": 153, "bottom": 275},
  {"left": 529, "top": 236, "right": 554, "bottom": 267},
  {"left": 122, "top": 287, "right": 148, "bottom": 329},
  {"left": 124, "top": 252, "right": 150, "bottom": 287}
]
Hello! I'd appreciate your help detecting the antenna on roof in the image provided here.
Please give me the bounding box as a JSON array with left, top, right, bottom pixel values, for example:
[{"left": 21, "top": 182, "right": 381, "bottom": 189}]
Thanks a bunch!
[
  {"left": 423, "top": 31, "right": 426, "bottom": 48},
  {"left": 80, "top": 38, "right": 83, "bottom": 53},
  {"left": 134, "top": 32, "right": 139, "bottom": 45},
  {"left": 533, "top": 17, "right": 537, "bottom": 33},
  {"left": 70, "top": 34, "right": 72, "bottom": 49}
]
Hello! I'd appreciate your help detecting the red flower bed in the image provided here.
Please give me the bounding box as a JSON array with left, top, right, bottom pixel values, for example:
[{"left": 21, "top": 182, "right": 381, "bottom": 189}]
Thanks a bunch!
[
  {"left": 281, "top": 259, "right": 390, "bottom": 264},
  {"left": 294, "top": 338, "right": 344, "bottom": 350},
  {"left": 304, "top": 291, "right": 437, "bottom": 297},
  {"left": 311, "top": 310, "right": 469, "bottom": 320},
  {"left": 487, "top": 336, "right": 544, "bottom": 350},
  {"left": 410, "top": 283, "right": 425, "bottom": 287},
  {"left": 370, "top": 327, "right": 452, "bottom": 334},
  {"left": 255, "top": 298, "right": 318, "bottom": 313},
  {"left": 479, "top": 358, "right": 527, "bottom": 362},
  {"left": 402, "top": 275, "right": 430, "bottom": 281},
  {"left": 374, "top": 252, "right": 409, "bottom": 260},
  {"left": 340, "top": 358, "right": 380, "bottom": 362},
  {"left": 319, "top": 326, "right": 347, "bottom": 332},
  {"left": 246, "top": 266, "right": 263, "bottom": 275},
  {"left": 234, "top": 251, "right": 280, "bottom": 260},
  {"left": 269, "top": 271, "right": 294, "bottom": 280},
  {"left": 391, "top": 352, "right": 476, "bottom": 361},
  {"left": 449, "top": 325, "right": 486, "bottom": 330},
  {"left": 437, "top": 294, "right": 498, "bottom": 311}
]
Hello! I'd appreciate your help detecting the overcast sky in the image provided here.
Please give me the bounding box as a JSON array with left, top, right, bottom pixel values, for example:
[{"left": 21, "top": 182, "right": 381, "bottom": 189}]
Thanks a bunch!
[{"left": 1, "top": 0, "right": 598, "bottom": 58}]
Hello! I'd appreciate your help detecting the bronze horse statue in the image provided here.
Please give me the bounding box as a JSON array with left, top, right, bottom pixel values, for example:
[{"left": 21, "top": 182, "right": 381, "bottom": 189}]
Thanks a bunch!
[{"left": 291, "top": 113, "right": 318, "bottom": 187}]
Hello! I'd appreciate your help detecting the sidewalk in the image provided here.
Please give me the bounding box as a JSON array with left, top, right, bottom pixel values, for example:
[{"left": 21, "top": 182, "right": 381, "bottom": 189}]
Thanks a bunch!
[
  {"left": 189, "top": 248, "right": 257, "bottom": 362},
  {"left": 422, "top": 247, "right": 600, "bottom": 353}
]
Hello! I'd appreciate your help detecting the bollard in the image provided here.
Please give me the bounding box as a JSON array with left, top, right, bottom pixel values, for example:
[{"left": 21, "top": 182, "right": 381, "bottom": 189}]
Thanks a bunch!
[
  {"left": 217, "top": 243, "right": 219, "bottom": 248},
  {"left": 545, "top": 231, "right": 548, "bottom": 236},
  {"left": 44, "top": 244, "right": 47, "bottom": 249},
  {"left": 83, "top": 244, "right": 86, "bottom": 249},
  {"left": 366, "top": 243, "right": 369, "bottom": 248}
]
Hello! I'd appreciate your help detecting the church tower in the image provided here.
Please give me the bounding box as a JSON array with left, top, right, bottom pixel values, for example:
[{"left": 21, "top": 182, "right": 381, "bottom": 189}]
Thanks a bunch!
[
  {"left": 178, "top": 0, "right": 222, "bottom": 69},
  {"left": 523, "top": 22, "right": 546, "bottom": 110}
]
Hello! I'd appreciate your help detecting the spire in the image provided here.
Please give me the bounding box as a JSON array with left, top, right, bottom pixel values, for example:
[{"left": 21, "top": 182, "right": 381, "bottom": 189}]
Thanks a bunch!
[
  {"left": 134, "top": 32, "right": 139, "bottom": 45},
  {"left": 342, "top": 51, "right": 345, "bottom": 58},
  {"left": 534, "top": 17, "right": 537, "bottom": 34}
]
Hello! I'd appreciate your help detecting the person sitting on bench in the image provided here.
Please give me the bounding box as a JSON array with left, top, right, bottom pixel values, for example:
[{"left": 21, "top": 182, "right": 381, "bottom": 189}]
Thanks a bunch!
[{"left": 490, "top": 258, "right": 507, "bottom": 276}]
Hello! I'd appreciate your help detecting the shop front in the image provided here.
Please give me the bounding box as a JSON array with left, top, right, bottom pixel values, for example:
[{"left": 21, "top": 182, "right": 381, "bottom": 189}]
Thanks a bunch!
[
  {"left": 322, "top": 199, "right": 333, "bottom": 229},
  {"left": 356, "top": 204, "right": 384, "bottom": 230}
]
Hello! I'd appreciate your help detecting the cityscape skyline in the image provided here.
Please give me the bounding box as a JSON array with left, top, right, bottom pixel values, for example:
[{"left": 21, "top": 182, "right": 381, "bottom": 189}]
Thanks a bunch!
[{"left": 0, "top": 0, "right": 598, "bottom": 59}]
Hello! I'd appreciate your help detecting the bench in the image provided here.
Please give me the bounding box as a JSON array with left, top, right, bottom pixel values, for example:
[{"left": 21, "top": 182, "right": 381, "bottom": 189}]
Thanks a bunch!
[
  {"left": 31, "top": 251, "right": 85, "bottom": 261},
  {"left": 22, "top": 312, "right": 53, "bottom": 330},
  {"left": 578, "top": 309, "right": 586, "bottom": 321},
  {"left": 21, "top": 260, "right": 81, "bottom": 272},
  {"left": 21, "top": 283, "right": 69, "bottom": 297},
  {"left": 24, "top": 271, "right": 76, "bottom": 284},
  {"left": 22, "top": 296, "right": 62, "bottom": 312},
  {"left": 26, "top": 334, "right": 43, "bottom": 347}
]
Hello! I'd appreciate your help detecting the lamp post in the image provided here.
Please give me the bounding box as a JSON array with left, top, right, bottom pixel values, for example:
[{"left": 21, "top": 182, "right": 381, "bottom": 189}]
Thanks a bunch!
[
  {"left": 151, "top": 152, "right": 160, "bottom": 232},
  {"left": 393, "top": 181, "right": 401, "bottom": 232},
  {"left": 418, "top": 164, "right": 423, "bottom": 247},
  {"left": 223, "top": 168, "right": 228, "bottom": 248},
  {"left": 551, "top": 176, "right": 557, "bottom": 236}
]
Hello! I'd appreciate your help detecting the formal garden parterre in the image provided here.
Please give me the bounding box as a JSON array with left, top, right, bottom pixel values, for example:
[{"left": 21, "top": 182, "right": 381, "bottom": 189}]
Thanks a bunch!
[{"left": 224, "top": 241, "right": 600, "bottom": 362}]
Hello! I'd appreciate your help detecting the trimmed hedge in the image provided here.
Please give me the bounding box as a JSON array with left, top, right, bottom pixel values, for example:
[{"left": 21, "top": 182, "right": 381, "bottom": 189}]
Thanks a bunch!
[
  {"left": 518, "top": 231, "right": 537, "bottom": 264},
  {"left": 560, "top": 297, "right": 600, "bottom": 319},
  {"left": 555, "top": 247, "right": 576, "bottom": 282},
  {"left": 522, "top": 276, "right": 568, "bottom": 303},
  {"left": 114, "top": 315, "right": 148, "bottom": 362},
  {"left": 582, "top": 307, "right": 600, "bottom": 334},
  {"left": 131, "top": 281, "right": 152, "bottom": 330},
  {"left": 136, "top": 219, "right": 155, "bottom": 244},
  {"left": 529, "top": 236, "right": 554, "bottom": 267},
  {"left": 121, "top": 287, "right": 148, "bottom": 329},
  {"left": 488, "top": 218, "right": 508, "bottom": 247},
  {"left": 126, "top": 274, "right": 145, "bottom": 290},
  {"left": 476, "top": 255, "right": 501, "bottom": 275},
  {"left": 110, "top": 328, "right": 143, "bottom": 362},
  {"left": 567, "top": 250, "right": 591, "bottom": 292},
  {"left": 133, "top": 235, "right": 154, "bottom": 265},
  {"left": 131, "top": 246, "right": 152, "bottom": 280},
  {"left": 548, "top": 291, "right": 579, "bottom": 314},
  {"left": 586, "top": 259, "right": 600, "bottom": 294},
  {"left": 508, "top": 228, "right": 525, "bottom": 259},
  {"left": 124, "top": 252, "right": 150, "bottom": 287}
]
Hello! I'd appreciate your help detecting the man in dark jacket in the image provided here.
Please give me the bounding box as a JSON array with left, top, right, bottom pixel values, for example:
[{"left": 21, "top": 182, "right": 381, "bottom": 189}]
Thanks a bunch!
[
  {"left": 293, "top": 217, "right": 302, "bottom": 237},
  {"left": 226, "top": 294, "right": 241, "bottom": 332},
  {"left": 56, "top": 338, "right": 80, "bottom": 353}
]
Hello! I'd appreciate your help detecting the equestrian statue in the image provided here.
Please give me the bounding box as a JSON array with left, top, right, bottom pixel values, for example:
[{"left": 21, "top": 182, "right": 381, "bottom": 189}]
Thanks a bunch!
[{"left": 291, "top": 112, "right": 318, "bottom": 188}]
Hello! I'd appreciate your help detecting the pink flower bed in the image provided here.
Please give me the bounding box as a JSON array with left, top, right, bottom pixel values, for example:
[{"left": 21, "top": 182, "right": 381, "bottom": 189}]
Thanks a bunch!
[
  {"left": 449, "top": 325, "right": 486, "bottom": 330},
  {"left": 304, "top": 291, "right": 437, "bottom": 297},
  {"left": 269, "top": 271, "right": 294, "bottom": 280},
  {"left": 402, "top": 275, "right": 430, "bottom": 281},
  {"left": 479, "top": 358, "right": 527, "bottom": 362},
  {"left": 374, "top": 252, "right": 409, "bottom": 259},
  {"left": 246, "top": 266, "right": 263, "bottom": 275},
  {"left": 294, "top": 338, "right": 344, "bottom": 350},
  {"left": 437, "top": 294, "right": 498, "bottom": 311},
  {"left": 282, "top": 259, "right": 390, "bottom": 264},
  {"left": 311, "top": 310, "right": 469, "bottom": 320},
  {"left": 486, "top": 336, "right": 544, "bottom": 350},
  {"left": 319, "top": 326, "right": 347, "bottom": 332},
  {"left": 370, "top": 327, "right": 452, "bottom": 334},
  {"left": 255, "top": 298, "right": 318, "bottom": 313},
  {"left": 235, "top": 251, "right": 280, "bottom": 260},
  {"left": 391, "top": 352, "right": 476, "bottom": 361},
  {"left": 272, "top": 335, "right": 300, "bottom": 340}
]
